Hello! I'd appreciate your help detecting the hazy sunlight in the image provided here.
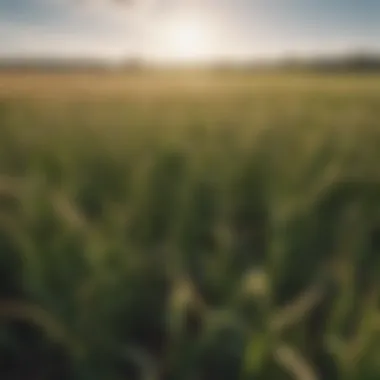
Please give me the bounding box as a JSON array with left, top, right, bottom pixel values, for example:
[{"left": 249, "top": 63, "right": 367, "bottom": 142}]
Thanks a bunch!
[{"left": 153, "top": 12, "right": 216, "bottom": 62}]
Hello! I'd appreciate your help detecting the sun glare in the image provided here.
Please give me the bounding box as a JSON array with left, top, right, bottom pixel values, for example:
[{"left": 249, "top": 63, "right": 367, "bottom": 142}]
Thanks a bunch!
[
  {"left": 153, "top": 12, "right": 215, "bottom": 63},
  {"left": 171, "top": 21, "right": 205, "bottom": 60}
]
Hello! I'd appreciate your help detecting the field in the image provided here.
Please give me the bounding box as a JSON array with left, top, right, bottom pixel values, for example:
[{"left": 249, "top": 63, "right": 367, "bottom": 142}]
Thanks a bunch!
[{"left": 0, "top": 71, "right": 380, "bottom": 380}]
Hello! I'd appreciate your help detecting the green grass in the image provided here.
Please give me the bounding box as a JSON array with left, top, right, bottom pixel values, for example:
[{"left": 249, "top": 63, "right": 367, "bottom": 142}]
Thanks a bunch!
[{"left": 0, "top": 72, "right": 380, "bottom": 380}]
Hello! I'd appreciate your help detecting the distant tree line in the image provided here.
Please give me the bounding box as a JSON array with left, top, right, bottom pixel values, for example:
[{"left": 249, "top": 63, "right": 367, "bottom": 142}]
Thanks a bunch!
[
  {"left": 1, "top": 53, "right": 380, "bottom": 73},
  {"left": 278, "top": 53, "right": 380, "bottom": 73}
]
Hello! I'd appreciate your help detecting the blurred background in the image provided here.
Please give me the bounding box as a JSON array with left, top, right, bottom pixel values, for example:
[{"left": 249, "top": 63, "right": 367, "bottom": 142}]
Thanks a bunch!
[{"left": 0, "top": 1, "right": 380, "bottom": 380}]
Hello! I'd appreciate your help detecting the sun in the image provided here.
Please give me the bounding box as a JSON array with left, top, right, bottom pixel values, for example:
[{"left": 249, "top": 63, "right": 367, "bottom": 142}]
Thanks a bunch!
[
  {"left": 167, "top": 19, "right": 207, "bottom": 61},
  {"left": 152, "top": 12, "right": 215, "bottom": 63}
]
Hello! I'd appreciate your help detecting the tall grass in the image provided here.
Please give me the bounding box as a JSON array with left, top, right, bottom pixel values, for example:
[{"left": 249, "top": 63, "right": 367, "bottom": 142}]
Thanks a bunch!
[{"left": 0, "top": 73, "right": 380, "bottom": 380}]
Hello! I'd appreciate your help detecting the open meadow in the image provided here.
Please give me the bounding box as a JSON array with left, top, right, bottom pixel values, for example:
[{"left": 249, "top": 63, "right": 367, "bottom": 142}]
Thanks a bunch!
[{"left": 0, "top": 71, "right": 380, "bottom": 380}]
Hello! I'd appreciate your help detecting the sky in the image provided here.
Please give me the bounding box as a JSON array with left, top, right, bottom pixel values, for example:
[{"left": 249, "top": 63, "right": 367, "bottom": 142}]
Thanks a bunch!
[{"left": 1, "top": 0, "right": 380, "bottom": 62}]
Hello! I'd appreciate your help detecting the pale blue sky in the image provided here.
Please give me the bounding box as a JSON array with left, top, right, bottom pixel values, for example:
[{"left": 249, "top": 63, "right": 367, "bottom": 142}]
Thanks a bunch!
[{"left": 1, "top": 0, "right": 380, "bottom": 61}]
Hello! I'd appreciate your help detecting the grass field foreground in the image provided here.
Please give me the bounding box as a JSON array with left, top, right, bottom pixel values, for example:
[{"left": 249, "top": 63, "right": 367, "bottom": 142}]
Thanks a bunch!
[{"left": 0, "top": 72, "right": 380, "bottom": 380}]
